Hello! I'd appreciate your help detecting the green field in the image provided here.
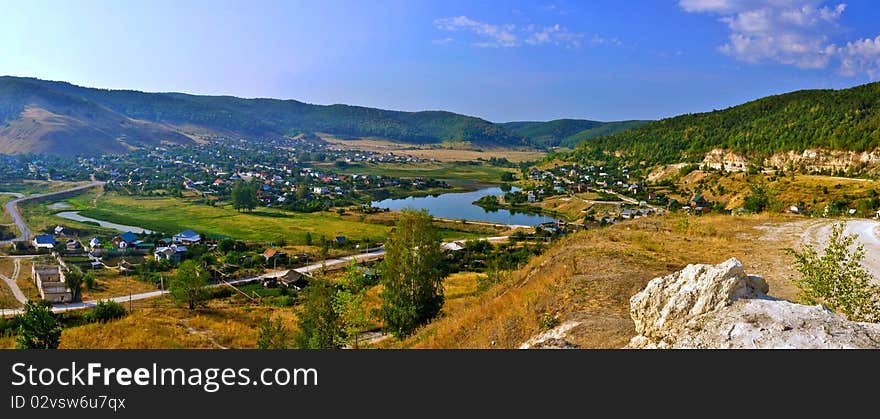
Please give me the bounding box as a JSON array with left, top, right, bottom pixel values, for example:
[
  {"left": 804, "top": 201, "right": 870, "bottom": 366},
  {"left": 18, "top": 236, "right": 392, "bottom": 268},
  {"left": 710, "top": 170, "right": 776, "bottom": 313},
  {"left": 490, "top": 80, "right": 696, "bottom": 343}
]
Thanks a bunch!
[{"left": 72, "top": 194, "right": 391, "bottom": 244}]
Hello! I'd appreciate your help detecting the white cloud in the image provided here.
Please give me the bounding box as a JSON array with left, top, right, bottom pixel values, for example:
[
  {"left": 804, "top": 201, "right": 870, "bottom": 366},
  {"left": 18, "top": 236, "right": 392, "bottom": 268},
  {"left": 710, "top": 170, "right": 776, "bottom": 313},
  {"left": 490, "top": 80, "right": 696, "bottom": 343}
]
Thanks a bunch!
[
  {"left": 434, "top": 16, "right": 519, "bottom": 48},
  {"left": 838, "top": 36, "right": 880, "bottom": 79},
  {"left": 679, "top": 1, "right": 880, "bottom": 78},
  {"left": 434, "top": 16, "right": 610, "bottom": 49}
]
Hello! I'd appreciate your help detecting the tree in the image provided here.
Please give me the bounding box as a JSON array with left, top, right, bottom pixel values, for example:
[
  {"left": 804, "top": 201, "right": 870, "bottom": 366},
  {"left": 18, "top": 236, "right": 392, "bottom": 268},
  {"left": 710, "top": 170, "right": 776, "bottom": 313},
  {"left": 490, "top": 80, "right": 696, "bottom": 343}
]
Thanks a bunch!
[
  {"left": 64, "top": 265, "right": 84, "bottom": 301},
  {"left": 786, "top": 222, "right": 880, "bottom": 322},
  {"left": 380, "top": 209, "right": 444, "bottom": 339},
  {"left": 293, "top": 275, "right": 343, "bottom": 348},
  {"left": 304, "top": 231, "right": 313, "bottom": 246},
  {"left": 742, "top": 183, "right": 774, "bottom": 213},
  {"left": 16, "top": 300, "right": 62, "bottom": 349},
  {"left": 231, "top": 181, "right": 258, "bottom": 212},
  {"left": 257, "top": 316, "right": 291, "bottom": 349},
  {"left": 169, "top": 260, "right": 209, "bottom": 310},
  {"left": 82, "top": 272, "right": 97, "bottom": 290},
  {"left": 333, "top": 259, "right": 370, "bottom": 348}
]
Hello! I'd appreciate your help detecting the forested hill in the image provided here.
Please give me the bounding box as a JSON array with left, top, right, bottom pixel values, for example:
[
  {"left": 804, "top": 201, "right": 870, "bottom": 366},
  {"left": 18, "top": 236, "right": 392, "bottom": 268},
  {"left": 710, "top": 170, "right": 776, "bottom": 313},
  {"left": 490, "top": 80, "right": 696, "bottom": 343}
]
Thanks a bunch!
[
  {"left": 501, "top": 119, "right": 648, "bottom": 148},
  {"left": 0, "top": 76, "right": 526, "bottom": 156},
  {"left": 567, "top": 82, "right": 880, "bottom": 164}
]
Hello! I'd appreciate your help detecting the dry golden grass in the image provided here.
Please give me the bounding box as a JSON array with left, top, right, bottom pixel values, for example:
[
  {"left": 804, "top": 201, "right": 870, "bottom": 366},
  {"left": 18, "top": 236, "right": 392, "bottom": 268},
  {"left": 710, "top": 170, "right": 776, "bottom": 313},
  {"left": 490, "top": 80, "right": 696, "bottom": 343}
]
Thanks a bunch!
[
  {"left": 671, "top": 171, "right": 880, "bottom": 211},
  {"left": 14, "top": 259, "right": 39, "bottom": 302},
  {"left": 377, "top": 213, "right": 805, "bottom": 349},
  {"left": 322, "top": 136, "right": 545, "bottom": 162},
  {"left": 0, "top": 258, "right": 15, "bottom": 278},
  {"left": 59, "top": 296, "right": 299, "bottom": 349},
  {"left": 0, "top": 282, "right": 19, "bottom": 308},
  {"left": 79, "top": 272, "right": 159, "bottom": 301}
]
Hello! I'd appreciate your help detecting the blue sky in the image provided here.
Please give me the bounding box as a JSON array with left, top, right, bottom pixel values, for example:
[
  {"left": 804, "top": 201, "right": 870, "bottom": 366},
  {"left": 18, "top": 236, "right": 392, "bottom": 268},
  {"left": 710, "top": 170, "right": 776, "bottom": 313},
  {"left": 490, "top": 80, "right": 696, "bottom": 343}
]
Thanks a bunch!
[{"left": 1, "top": 0, "right": 879, "bottom": 122}]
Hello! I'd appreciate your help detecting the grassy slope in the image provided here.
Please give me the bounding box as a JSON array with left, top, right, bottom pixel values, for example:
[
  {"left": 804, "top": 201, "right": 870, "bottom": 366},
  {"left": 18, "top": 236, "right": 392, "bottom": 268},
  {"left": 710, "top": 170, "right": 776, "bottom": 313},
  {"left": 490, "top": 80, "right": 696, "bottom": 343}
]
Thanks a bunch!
[
  {"left": 671, "top": 171, "right": 880, "bottom": 212},
  {"left": 2, "top": 76, "right": 525, "bottom": 151},
  {"left": 378, "top": 214, "right": 803, "bottom": 349}
]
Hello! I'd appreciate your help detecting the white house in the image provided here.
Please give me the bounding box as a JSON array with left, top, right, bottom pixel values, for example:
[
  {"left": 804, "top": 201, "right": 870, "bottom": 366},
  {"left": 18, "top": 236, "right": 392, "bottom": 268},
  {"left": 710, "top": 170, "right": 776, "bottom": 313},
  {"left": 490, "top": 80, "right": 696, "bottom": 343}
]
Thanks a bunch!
[
  {"left": 33, "top": 234, "right": 56, "bottom": 249},
  {"left": 173, "top": 230, "right": 201, "bottom": 245}
]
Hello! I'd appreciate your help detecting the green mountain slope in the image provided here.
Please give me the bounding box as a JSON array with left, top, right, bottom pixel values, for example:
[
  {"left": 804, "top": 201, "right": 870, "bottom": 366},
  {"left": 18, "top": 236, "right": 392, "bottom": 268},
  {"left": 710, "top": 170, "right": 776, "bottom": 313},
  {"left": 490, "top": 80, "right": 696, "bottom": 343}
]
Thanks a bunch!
[
  {"left": 501, "top": 119, "right": 648, "bottom": 147},
  {"left": 569, "top": 82, "right": 880, "bottom": 164}
]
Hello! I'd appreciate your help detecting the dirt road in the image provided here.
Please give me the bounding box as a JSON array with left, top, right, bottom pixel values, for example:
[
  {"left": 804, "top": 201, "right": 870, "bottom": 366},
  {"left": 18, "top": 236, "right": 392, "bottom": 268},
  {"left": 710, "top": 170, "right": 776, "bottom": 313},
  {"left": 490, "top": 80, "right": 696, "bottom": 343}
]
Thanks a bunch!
[{"left": 801, "top": 219, "right": 880, "bottom": 284}]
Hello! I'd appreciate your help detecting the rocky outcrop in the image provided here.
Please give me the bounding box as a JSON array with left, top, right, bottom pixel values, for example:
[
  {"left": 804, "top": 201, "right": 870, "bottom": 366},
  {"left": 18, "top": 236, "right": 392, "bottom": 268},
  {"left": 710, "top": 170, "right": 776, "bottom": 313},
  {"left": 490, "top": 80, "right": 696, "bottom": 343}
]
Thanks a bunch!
[
  {"left": 519, "top": 321, "right": 582, "bottom": 349},
  {"left": 764, "top": 148, "right": 880, "bottom": 172},
  {"left": 702, "top": 148, "right": 750, "bottom": 172},
  {"left": 627, "top": 258, "right": 880, "bottom": 349}
]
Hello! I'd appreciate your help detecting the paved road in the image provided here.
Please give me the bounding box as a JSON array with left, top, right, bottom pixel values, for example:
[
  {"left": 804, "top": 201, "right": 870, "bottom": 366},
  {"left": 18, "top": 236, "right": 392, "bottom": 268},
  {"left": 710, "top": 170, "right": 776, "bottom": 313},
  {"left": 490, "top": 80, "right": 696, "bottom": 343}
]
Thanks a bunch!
[{"left": 0, "top": 181, "right": 104, "bottom": 245}]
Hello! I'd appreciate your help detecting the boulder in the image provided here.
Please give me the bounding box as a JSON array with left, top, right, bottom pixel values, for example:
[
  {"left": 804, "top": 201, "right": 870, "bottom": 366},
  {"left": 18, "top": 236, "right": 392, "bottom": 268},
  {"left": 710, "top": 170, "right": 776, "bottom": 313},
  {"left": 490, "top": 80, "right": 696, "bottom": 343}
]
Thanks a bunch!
[{"left": 627, "top": 258, "right": 880, "bottom": 348}]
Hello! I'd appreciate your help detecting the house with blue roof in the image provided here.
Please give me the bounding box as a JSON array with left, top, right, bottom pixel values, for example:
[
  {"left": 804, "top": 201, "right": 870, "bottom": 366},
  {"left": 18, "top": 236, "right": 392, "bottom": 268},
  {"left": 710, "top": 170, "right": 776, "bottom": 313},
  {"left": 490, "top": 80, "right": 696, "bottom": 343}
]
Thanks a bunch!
[
  {"left": 173, "top": 229, "right": 201, "bottom": 244},
  {"left": 33, "top": 234, "right": 56, "bottom": 249},
  {"left": 112, "top": 231, "right": 139, "bottom": 248}
]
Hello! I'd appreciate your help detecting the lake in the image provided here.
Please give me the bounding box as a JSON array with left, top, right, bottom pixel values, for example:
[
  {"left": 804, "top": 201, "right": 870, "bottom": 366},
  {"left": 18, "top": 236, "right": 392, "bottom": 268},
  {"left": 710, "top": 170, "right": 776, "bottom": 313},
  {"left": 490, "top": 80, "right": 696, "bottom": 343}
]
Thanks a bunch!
[
  {"left": 371, "top": 187, "right": 557, "bottom": 226},
  {"left": 55, "top": 211, "right": 154, "bottom": 234}
]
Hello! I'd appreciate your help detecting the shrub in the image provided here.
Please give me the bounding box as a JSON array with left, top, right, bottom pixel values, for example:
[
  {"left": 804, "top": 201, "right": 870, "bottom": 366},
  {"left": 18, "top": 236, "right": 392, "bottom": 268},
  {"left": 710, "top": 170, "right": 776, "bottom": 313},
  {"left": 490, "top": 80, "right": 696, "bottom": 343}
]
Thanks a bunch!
[
  {"left": 786, "top": 222, "right": 880, "bottom": 322},
  {"left": 539, "top": 312, "right": 560, "bottom": 330},
  {"left": 84, "top": 300, "right": 127, "bottom": 323}
]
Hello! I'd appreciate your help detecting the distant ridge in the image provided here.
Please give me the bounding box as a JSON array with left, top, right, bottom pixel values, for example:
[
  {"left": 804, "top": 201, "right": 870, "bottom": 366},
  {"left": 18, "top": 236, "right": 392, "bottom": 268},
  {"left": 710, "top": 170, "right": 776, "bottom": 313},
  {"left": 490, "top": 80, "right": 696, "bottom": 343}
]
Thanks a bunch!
[{"left": 0, "top": 76, "right": 523, "bottom": 156}]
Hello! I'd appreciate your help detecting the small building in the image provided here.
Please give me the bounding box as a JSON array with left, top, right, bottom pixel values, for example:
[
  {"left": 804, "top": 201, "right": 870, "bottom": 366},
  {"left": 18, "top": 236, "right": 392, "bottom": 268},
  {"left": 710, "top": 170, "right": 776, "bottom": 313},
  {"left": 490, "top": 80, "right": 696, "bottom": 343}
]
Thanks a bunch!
[
  {"left": 88, "top": 237, "right": 101, "bottom": 251},
  {"left": 54, "top": 226, "right": 64, "bottom": 236},
  {"left": 112, "top": 231, "right": 139, "bottom": 248},
  {"left": 690, "top": 195, "right": 709, "bottom": 208},
  {"left": 33, "top": 234, "right": 56, "bottom": 249},
  {"left": 173, "top": 229, "right": 201, "bottom": 245},
  {"left": 441, "top": 241, "right": 465, "bottom": 252},
  {"left": 65, "top": 240, "right": 81, "bottom": 252},
  {"left": 262, "top": 248, "right": 287, "bottom": 262},
  {"left": 32, "top": 265, "right": 72, "bottom": 303},
  {"left": 154, "top": 245, "right": 187, "bottom": 263},
  {"left": 262, "top": 270, "right": 312, "bottom": 290},
  {"left": 279, "top": 270, "right": 311, "bottom": 290},
  {"left": 334, "top": 236, "right": 346, "bottom": 244}
]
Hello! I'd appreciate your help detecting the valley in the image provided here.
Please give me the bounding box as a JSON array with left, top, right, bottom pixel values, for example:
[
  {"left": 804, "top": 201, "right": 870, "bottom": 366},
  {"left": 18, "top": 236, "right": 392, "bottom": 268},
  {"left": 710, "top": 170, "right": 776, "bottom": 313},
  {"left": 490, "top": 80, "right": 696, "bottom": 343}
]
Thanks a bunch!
[{"left": 2, "top": 78, "right": 880, "bottom": 350}]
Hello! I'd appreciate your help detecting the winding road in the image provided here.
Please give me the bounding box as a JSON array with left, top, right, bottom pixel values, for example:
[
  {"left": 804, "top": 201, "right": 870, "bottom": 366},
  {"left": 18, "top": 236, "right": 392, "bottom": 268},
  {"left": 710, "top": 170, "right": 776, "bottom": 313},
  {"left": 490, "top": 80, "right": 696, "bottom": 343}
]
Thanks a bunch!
[{"left": 0, "top": 181, "right": 104, "bottom": 245}]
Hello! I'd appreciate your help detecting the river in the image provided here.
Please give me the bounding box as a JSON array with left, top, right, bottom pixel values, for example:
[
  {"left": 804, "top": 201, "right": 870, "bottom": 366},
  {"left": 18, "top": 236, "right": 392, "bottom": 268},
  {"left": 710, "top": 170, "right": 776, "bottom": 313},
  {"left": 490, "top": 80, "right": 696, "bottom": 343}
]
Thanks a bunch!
[
  {"left": 55, "top": 211, "right": 154, "bottom": 234},
  {"left": 371, "top": 187, "right": 556, "bottom": 226}
]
